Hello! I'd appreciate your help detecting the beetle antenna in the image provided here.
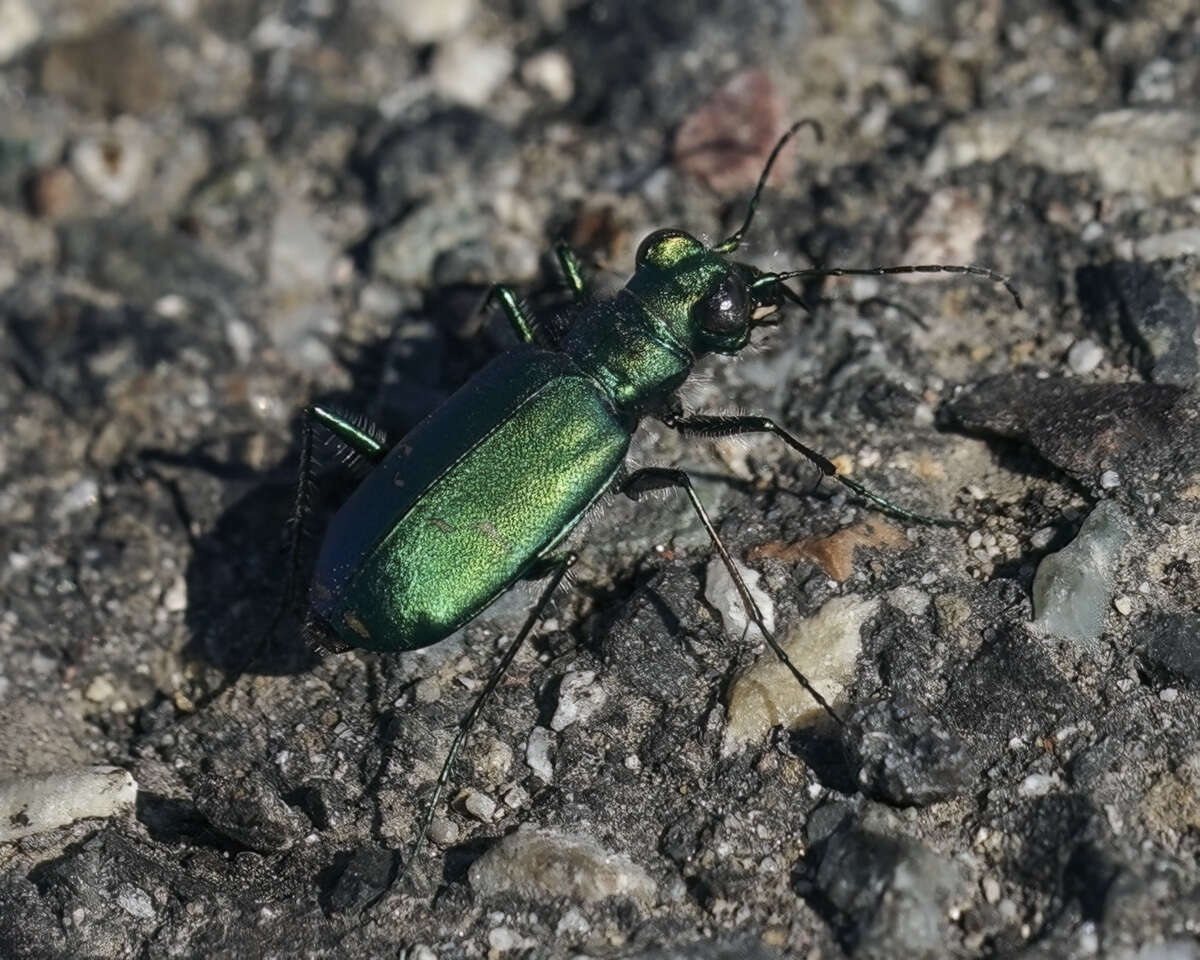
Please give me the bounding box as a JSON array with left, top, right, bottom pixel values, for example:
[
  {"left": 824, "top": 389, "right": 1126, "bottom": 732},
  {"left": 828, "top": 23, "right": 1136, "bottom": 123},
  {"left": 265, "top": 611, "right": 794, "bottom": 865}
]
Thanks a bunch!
[
  {"left": 712, "top": 118, "right": 824, "bottom": 255},
  {"left": 753, "top": 262, "right": 1024, "bottom": 311}
]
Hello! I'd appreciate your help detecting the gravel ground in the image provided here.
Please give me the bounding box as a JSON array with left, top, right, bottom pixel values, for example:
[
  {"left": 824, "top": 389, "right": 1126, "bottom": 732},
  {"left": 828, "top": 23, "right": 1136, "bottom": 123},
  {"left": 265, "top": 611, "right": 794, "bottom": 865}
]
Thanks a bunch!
[{"left": 1, "top": 1, "right": 1199, "bottom": 958}]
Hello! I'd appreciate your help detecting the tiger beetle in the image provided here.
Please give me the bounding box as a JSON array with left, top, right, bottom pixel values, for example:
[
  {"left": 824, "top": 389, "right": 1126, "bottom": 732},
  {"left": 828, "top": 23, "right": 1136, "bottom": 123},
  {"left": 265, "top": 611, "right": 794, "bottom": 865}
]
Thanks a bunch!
[{"left": 281, "top": 118, "right": 1022, "bottom": 883}]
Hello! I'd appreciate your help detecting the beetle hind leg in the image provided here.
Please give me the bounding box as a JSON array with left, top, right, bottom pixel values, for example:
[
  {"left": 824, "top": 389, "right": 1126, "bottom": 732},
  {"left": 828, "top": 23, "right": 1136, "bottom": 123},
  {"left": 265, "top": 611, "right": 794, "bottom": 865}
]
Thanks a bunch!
[
  {"left": 386, "top": 552, "right": 579, "bottom": 898},
  {"left": 621, "top": 467, "right": 843, "bottom": 727}
]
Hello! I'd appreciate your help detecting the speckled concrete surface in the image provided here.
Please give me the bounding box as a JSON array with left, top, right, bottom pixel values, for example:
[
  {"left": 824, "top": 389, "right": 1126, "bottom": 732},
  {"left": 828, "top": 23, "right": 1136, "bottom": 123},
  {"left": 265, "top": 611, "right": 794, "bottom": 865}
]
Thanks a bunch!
[{"left": 1, "top": 2, "right": 1198, "bottom": 958}]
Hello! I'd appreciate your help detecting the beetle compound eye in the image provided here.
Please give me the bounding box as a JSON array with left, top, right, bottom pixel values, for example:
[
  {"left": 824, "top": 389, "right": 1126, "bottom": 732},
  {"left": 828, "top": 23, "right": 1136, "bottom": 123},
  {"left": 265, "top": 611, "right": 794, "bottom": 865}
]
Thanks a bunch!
[
  {"left": 636, "top": 228, "right": 700, "bottom": 269},
  {"left": 692, "top": 272, "right": 749, "bottom": 336}
]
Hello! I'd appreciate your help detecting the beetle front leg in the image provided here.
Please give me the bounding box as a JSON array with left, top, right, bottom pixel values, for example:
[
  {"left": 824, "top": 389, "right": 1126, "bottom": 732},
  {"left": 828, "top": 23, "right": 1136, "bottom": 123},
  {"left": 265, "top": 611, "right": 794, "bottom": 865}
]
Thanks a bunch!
[
  {"left": 662, "top": 412, "right": 961, "bottom": 528},
  {"left": 621, "top": 467, "right": 841, "bottom": 725}
]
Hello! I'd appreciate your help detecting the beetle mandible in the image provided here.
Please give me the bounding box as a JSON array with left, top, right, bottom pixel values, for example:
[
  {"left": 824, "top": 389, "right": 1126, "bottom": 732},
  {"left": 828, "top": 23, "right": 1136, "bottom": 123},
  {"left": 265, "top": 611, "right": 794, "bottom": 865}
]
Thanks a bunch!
[{"left": 283, "top": 119, "right": 1021, "bottom": 876}]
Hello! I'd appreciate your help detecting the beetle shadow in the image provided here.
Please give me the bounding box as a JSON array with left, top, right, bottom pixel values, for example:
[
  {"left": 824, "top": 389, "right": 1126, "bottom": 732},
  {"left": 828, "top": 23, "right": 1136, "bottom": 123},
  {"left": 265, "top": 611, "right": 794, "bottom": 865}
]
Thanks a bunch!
[{"left": 160, "top": 284, "right": 527, "bottom": 679}]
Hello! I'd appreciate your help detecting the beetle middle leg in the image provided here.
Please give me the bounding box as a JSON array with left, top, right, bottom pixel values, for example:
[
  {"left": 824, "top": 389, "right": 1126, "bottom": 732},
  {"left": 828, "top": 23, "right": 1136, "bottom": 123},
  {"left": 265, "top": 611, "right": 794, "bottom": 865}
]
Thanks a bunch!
[
  {"left": 621, "top": 467, "right": 842, "bottom": 725},
  {"left": 662, "top": 412, "right": 961, "bottom": 528},
  {"left": 271, "top": 405, "right": 390, "bottom": 657},
  {"left": 398, "top": 551, "right": 578, "bottom": 888},
  {"left": 553, "top": 241, "right": 591, "bottom": 304}
]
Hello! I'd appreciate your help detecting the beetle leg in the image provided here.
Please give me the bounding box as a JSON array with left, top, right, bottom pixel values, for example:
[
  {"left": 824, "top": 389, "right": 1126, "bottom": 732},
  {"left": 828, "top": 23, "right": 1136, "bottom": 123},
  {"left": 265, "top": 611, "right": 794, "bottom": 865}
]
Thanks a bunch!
[
  {"left": 262, "top": 406, "right": 388, "bottom": 670},
  {"left": 621, "top": 467, "right": 842, "bottom": 726},
  {"left": 306, "top": 404, "right": 388, "bottom": 463},
  {"left": 481, "top": 284, "right": 537, "bottom": 344},
  {"left": 397, "top": 552, "right": 578, "bottom": 890},
  {"left": 662, "top": 413, "right": 962, "bottom": 528},
  {"left": 553, "top": 241, "right": 591, "bottom": 304}
]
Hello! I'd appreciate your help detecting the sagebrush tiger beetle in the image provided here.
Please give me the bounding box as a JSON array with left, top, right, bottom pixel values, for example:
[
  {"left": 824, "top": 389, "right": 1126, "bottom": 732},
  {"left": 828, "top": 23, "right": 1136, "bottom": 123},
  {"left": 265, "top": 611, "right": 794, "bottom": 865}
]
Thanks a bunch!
[{"left": 279, "top": 118, "right": 1022, "bottom": 885}]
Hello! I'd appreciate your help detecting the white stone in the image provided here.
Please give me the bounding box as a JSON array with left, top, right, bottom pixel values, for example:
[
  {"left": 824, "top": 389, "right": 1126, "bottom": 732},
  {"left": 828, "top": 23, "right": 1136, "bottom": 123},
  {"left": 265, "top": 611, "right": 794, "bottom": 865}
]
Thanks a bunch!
[
  {"left": 431, "top": 35, "right": 513, "bottom": 107},
  {"left": 381, "top": 0, "right": 474, "bottom": 44},
  {"left": 1067, "top": 338, "right": 1104, "bottom": 375},
  {"left": 0, "top": 0, "right": 39, "bottom": 63},
  {"left": 84, "top": 676, "right": 116, "bottom": 703},
  {"left": 460, "top": 788, "right": 496, "bottom": 822},
  {"left": 705, "top": 555, "right": 774, "bottom": 642},
  {"left": 525, "top": 726, "right": 554, "bottom": 781},
  {"left": 0, "top": 766, "right": 137, "bottom": 842},
  {"left": 550, "top": 670, "right": 606, "bottom": 732},
  {"left": 1018, "top": 772, "right": 1062, "bottom": 797},
  {"left": 724, "top": 595, "right": 878, "bottom": 751},
  {"left": 71, "top": 119, "right": 149, "bottom": 205},
  {"left": 521, "top": 49, "right": 573, "bottom": 102},
  {"left": 469, "top": 826, "right": 657, "bottom": 905}
]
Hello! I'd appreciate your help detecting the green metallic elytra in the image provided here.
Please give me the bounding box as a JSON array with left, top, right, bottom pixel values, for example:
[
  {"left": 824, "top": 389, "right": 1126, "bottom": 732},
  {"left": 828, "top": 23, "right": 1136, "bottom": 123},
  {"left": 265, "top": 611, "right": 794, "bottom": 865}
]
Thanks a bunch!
[
  {"left": 310, "top": 348, "right": 627, "bottom": 652},
  {"left": 285, "top": 118, "right": 1022, "bottom": 888}
]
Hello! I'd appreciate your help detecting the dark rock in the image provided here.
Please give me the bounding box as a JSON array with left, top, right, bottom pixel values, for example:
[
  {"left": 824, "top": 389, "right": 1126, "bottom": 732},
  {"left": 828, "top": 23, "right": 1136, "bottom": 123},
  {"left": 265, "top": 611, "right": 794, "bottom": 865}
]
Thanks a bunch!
[
  {"left": 943, "top": 373, "right": 1198, "bottom": 492},
  {"left": 1142, "top": 612, "right": 1200, "bottom": 685},
  {"left": 192, "top": 770, "right": 307, "bottom": 852},
  {"left": 1077, "top": 261, "right": 1199, "bottom": 387},
  {"left": 852, "top": 698, "right": 971, "bottom": 806},
  {"left": 363, "top": 109, "right": 515, "bottom": 221},
  {"left": 326, "top": 847, "right": 394, "bottom": 915},
  {"left": 858, "top": 377, "right": 921, "bottom": 424},
  {"left": 799, "top": 823, "right": 963, "bottom": 959}
]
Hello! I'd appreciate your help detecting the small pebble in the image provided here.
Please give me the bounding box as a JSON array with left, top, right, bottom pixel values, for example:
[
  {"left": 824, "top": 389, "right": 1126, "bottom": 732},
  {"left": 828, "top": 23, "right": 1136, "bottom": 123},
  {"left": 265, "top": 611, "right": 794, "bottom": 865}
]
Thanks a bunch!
[
  {"left": 550, "top": 670, "right": 606, "bottom": 731},
  {"left": 1099, "top": 470, "right": 1120, "bottom": 489},
  {"left": 1030, "top": 527, "right": 1055, "bottom": 550},
  {"left": 1018, "top": 772, "right": 1061, "bottom": 797},
  {"left": 982, "top": 876, "right": 1002, "bottom": 904},
  {"left": 1067, "top": 338, "right": 1104, "bottom": 374},
  {"left": 967, "top": 530, "right": 983, "bottom": 549},
  {"left": 162, "top": 576, "right": 187, "bottom": 613},
  {"left": 381, "top": 0, "right": 474, "bottom": 43},
  {"left": 705, "top": 555, "right": 774, "bottom": 641},
  {"left": 520, "top": 49, "right": 573, "bottom": 102},
  {"left": 431, "top": 35, "right": 513, "bottom": 107},
  {"left": 414, "top": 677, "right": 441, "bottom": 703},
  {"left": 116, "top": 884, "right": 155, "bottom": 920},
  {"left": 459, "top": 788, "right": 497, "bottom": 822},
  {"left": 1113, "top": 596, "right": 1133, "bottom": 616},
  {"left": 427, "top": 815, "right": 459, "bottom": 846},
  {"left": 85, "top": 675, "right": 116, "bottom": 703},
  {"left": 525, "top": 726, "right": 554, "bottom": 781},
  {"left": 0, "top": 0, "right": 39, "bottom": 63},
  {"left": 1160, "top": 688, "right": 1178, "bottom": 702}
]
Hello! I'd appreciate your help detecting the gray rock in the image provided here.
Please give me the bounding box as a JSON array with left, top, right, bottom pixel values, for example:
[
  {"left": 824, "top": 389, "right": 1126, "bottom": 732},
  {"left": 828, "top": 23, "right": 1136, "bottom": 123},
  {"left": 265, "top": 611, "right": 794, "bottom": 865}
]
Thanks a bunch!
[
  {"left": 328, "top": 847, "right": 394, "bottom": 914},
  {"left": 1143, "top": 613, "right": 1200, "bottom": 686},
  {"left": 853, "top": 698, "right": 971, "bottom": 806},
  {"left": 0, "top": 766, "right": 137, "bottom": 842},
  {"left": 944, "top": 374, "right": 1197, "bottom": 495},
  {"left": 1032, "top": 500, "right": 1131, "bottom": 645},
  {"left": 802, "top": 823, "right": 963, "bottom": 959},
  {"left": 192, "top": 770, "right": 307, "bottom": 852},
  {"left": 469, "top": 826, "right": 657, "bottom": 905},
  {"left": 1077, "top": 261, "right": 1198, "bottom": 387}
]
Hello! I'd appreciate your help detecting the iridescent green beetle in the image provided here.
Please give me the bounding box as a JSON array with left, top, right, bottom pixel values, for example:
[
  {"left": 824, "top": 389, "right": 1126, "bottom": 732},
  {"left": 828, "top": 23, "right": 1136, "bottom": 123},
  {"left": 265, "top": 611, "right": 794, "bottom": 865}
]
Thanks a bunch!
[{"left": 286, "top": 120, "right": 1021, "bottom": 877}]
